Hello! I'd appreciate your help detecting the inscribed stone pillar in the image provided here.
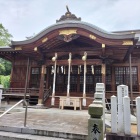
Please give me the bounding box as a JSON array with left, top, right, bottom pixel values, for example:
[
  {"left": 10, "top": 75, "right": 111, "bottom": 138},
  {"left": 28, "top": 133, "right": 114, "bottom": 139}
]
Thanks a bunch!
[
  {"left": 117, "top": 85, "right": 128, "bottom": 133},
  {"left": 123, "top": 96, "right": 131, "bottom": 135},
  {"left": 111, "top": 95, "right": 117, "bottom": 133},
  {"left": 88, "top": 104, "right": 103, "bottom": 140}
]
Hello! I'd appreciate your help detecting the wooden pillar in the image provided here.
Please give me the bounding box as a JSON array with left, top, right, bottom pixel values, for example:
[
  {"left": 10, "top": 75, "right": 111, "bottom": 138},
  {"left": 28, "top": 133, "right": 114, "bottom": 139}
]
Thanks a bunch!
[
  {"left": 129, "top": 53, "right": 134, "bottom": 114},
  {"left": 27, "top": 62, "right": 31, "bottom": 88},
  {"left": 46, "top": 67, "right": 50, "bottom": 89},
  {"left": 38, "top": 65, "right": 46, "bottom": 105},
  {"left": 24, "top": 57, "right": 30, "bottom": 100},
  {"left": 102, "top": 64, "right": 106, "bottom": 84}
]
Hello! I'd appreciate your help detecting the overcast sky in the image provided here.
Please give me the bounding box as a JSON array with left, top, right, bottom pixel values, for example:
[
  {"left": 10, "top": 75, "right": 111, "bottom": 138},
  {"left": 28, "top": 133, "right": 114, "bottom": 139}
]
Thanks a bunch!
[{"left": 0, "top": 0, "right": 140, "bottom": 41}]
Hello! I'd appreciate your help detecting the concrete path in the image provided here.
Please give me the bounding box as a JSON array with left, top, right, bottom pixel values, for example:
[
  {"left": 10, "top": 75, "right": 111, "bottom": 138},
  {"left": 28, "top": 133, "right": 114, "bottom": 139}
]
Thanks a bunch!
[{"left": 0, "top": 108, "right": 89, "bottom": 134}]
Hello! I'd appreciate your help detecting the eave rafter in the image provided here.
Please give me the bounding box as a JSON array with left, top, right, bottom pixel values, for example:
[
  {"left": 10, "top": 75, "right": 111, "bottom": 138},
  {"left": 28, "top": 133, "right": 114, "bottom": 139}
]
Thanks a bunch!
[
  {"left": 0, "top": 51, "right": 20, "bottom": 62},
  {"left": 9, "top": 23, "right": 138, "bottom": 63}
]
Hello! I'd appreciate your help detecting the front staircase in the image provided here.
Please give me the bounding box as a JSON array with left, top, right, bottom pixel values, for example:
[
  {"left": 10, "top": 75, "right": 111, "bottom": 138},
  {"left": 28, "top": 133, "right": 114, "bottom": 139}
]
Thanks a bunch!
[
  {"left": 28, "top": 96, "right": 38, "bottom": 105},
  {"left": 0, "top": 125, "right": 87, "bottom": 140},
  {"left": 28, "top": 87, "right": 52, "bottom": 106},
  {"left": 0, "top": 131, "right": 70, "bottom": 140}
]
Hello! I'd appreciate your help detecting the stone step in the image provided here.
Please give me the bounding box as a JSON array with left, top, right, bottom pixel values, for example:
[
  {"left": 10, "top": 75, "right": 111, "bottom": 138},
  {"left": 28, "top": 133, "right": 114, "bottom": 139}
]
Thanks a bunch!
[
  {"left": 0, "top": 126, "right": 87, "bottom": 140},
  {"left": 0, "top": 131, "right": 69, "bottom": 140}
]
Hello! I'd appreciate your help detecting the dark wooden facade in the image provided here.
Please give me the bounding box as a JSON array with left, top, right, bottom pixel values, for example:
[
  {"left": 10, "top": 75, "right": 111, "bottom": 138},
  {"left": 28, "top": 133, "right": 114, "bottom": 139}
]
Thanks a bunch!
[{"left": 0, "top": 9, "right": 140, "bottom": 108}]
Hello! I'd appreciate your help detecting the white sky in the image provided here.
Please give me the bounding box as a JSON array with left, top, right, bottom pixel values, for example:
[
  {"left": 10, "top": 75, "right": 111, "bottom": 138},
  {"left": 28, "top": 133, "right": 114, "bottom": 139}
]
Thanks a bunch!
[{"left": 0, "top": 0, "right": 140, "bottom": 41}]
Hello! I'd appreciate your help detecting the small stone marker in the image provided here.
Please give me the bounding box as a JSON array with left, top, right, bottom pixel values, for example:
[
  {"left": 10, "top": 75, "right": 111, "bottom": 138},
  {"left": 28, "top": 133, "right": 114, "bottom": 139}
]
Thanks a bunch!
[
  {"left": 123, "top": 96, "right": 131, "bottom": 135},
  {"left": 117, "top": 85, "right": 128, "bottom": 133},
  {"left": 111, "top": 95, "right": 117, "bottom": 133},
  {"left": 88, "top": 83, "right": 104, "bottom": 140},
  {"left": 88, "top": 104, "right": 103, "bottom": 140}
]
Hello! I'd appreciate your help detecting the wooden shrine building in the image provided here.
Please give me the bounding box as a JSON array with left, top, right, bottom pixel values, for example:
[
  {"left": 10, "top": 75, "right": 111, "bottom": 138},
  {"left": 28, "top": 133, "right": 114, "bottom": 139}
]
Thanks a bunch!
[{"left": 0, "top": 8, "right": 140, "bottom": 109}]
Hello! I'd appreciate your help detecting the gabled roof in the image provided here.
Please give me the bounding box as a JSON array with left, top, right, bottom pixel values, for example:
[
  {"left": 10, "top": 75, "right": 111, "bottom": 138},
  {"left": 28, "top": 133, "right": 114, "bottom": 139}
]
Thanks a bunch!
[
  {"left": 1, "top": 8, "right": 139, "bottom": 62},
  {"left": 11, "top": 20, "right": 136, "bottom": 46},
  {"left": 112, "top": 30, "right": 140, "bottom": 45},
  {"left": 11, "top": 7, "right": 136, "bottom": 46}
]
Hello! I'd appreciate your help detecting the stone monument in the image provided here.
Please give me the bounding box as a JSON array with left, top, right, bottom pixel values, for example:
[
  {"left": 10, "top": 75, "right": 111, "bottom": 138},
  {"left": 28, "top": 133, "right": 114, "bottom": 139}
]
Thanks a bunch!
[{"left": 88, "top": 83, "right": 105, "bottom": 140}]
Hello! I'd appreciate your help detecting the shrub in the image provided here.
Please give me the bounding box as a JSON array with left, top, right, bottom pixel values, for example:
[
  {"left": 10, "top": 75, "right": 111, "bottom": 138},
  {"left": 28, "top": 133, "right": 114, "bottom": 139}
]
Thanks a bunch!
[{"left": 0, "top": 75, "right": 10, "bottom": 88}]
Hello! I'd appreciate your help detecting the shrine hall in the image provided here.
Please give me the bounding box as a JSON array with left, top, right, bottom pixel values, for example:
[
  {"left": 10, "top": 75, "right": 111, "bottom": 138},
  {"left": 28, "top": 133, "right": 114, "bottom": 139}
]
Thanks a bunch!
[{"left": 0, "top": 7, "right": 140, "bottom": 109}]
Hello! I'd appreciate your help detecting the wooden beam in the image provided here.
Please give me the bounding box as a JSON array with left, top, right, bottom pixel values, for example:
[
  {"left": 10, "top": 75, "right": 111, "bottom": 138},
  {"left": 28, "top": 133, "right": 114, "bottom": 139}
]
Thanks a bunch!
[
  {"left": 45, "top": 51, "right": 102, "bottom": 58},
  {"left": 123, "top": 46, "right": 135, "bottom": 62},
  {"left": 44, "top": 47, "right": 102, "bottom": 53},
  {"left": 46, "top": 59, "right": 102, "bottom": 66}
]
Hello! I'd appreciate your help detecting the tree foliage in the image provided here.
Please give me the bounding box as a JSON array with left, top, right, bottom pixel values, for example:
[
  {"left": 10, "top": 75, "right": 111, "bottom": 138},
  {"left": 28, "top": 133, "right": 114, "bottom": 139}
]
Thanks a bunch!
[
  {"left": 0, "top": 23, "right": 12, "bottom": 87},
  {"left": 0, "top": 75, "right": 10, "bottom": 88},
  {"left": 0, "top": 23, "right": 12, "bottom": 46},
  {"left": 0, "top": 58, "right": 12, "bottom": 75}
]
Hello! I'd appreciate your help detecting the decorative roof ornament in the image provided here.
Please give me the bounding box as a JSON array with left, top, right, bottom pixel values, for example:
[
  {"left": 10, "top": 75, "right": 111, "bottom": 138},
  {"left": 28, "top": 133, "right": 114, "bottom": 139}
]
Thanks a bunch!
[{"left": 56, "top": 5, "right": 81, "bottom": 22}]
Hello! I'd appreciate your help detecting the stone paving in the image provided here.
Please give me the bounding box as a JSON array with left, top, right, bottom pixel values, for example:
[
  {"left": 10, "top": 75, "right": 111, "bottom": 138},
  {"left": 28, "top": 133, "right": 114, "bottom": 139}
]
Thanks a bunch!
[
  {"left": 0, "top": 106, "right": 89, "bottom": 136},
  {"left": 0, "top": 101, "right": 136, "bottom": 139}
]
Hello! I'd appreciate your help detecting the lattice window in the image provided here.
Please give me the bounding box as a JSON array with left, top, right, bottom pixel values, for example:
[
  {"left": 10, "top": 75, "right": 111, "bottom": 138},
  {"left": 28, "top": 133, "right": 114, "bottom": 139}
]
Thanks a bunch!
[
  {"left": 87, "top": 66, "right": 92, "bottom": 74},
  {"left": 95, "top": 75, "right": 102, "bottom": 83},
  {"left": 95, "top": 66, "right": 101, "bottom": 74},
  {"left": 56, "top": 74, "right": 64, "bottom": 92},
  {"left": 71, "top": 66, "right": 78, "bottom": 74},
  {"left": 115, "top": 67, "right": 124, "bottom": 85},
  {"left": 64, "top": 75, "right": 68, "bottom": 91},
  {"left": 86, "top": 75, "right": 94, "bottom": 93},
  {"left": 106, "top": 66, "right": 112, "bottom": 91},
  {"left": 94, "top": 66, "right": 102, "bottom": 83},
  {"left": 70, "top": 75, "right": 77, "bottom": 92},
  {"left": 115, "top": 66, "right": 138, "bottom": 91},
  {"left": 32, "top": 68, "right": 40, "bottom": 74},
  {"left": 80, "top": 75, "right": 83, "bottom": 92}
]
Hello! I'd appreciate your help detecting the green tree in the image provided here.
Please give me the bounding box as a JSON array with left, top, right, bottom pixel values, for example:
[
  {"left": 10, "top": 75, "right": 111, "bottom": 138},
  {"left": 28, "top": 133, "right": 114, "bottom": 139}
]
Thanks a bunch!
[
  {"left": 0, "top": 23, "right": 12, "bottom": 87},
  {"left": 0, "top": 58, "right": 11, "bottom": 75},
  {"left": 0, "top": 23, "right": 12, "bottom": 46}
]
